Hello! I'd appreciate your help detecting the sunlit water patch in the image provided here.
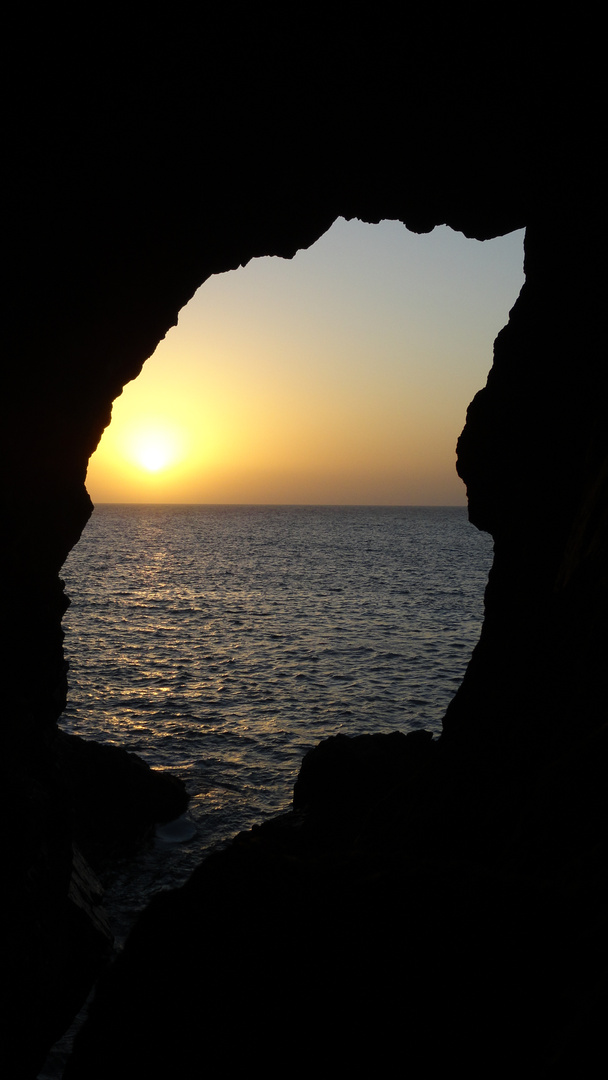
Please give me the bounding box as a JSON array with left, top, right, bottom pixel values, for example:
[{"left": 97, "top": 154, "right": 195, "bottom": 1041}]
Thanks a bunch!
[
  {"left": 59, "top": 504, "right": 492, "bottom": 907},
  {"left": 39, "top": 505, "right": 493, "bottom": 1076}
]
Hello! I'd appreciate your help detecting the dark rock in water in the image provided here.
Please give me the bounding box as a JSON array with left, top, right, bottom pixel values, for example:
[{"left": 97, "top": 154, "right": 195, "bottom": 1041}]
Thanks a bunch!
[
  {"left": 53, "top": 731, "right": 189, "bottom": 867},
  {"left": 293, "top": 729, "right": 437, "bottom": 852},
  {"left": 294, "top": 729, "right": 435, "bottom": 815}
]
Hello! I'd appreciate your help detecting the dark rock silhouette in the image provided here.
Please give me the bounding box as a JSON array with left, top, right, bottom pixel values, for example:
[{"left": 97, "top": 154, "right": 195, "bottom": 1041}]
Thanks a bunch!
[
  {"left": 2, "top": 728, "right": 187, "bottom": 1077},
  {"left": 54, "top": 732, "right": 188, "bottom": 867},
  {"left": 3, "top": 14, "right": 605, "bottom": 1077}
]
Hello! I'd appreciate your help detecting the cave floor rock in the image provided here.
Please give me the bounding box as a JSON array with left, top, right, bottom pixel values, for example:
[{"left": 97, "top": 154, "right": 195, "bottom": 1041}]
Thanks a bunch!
[
  {"left": 63, "top": 729, "right": 608, "bottom": 1077},
  {"left": 3, "top": 731, "right": 188, "bottom": 1080}
]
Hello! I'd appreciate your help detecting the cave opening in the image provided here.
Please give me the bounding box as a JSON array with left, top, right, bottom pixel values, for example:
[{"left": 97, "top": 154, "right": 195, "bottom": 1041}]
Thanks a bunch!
[
  {"left": 84, "top": 218, "right": 525, "bottom": 506},
  {"left": 17, "top": 27, "right": 606, "bottom": 1078},
  {"left": 58, "top": 217, "right": 524, "bottom": 880}
]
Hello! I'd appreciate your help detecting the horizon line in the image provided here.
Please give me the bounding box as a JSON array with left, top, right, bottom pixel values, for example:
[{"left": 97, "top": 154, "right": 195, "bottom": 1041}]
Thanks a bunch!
[{"left": 90, "top": 501, "right": 469, "bottom": 508}]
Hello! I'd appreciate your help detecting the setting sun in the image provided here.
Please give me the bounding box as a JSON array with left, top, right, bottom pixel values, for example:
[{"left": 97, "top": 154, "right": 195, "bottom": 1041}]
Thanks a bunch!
[
  {"left": 128, "top": 423, "right": 184, "bottom": 474},
  {"left": 85, "top": 219, "right": 526, "bottom": 505}
]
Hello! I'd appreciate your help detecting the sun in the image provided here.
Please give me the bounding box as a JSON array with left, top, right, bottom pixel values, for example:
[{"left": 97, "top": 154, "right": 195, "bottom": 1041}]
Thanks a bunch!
[
  {"left": 126, "top": 421, "right": 185, "bottom": 474},
  {"left": 134, "top": 432, "right": 175, "bottom": 472}
]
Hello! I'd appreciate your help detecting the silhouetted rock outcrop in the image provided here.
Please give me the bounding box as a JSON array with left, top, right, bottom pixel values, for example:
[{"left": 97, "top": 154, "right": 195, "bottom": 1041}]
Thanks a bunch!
[
  {"left": 54, "top": 732, "right": 188, "bottom": 866},
  {"left": 2, "top": 730, "right": 187, "bottom": 1077},
  {"left": 2, "top": 13, "right": 605, "bottom": 1077},
  {"left": 64, "top": 727, "right": 608, "bottom": 1077}
]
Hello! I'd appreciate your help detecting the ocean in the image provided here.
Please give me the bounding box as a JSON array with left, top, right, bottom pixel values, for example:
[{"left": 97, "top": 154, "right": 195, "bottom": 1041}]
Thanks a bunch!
[
  {"left": 39, "top": 504, "right": 492, "bottom": 1077},
  {"left": 58, "top": 504, "right": 492, "bottom": 923}
]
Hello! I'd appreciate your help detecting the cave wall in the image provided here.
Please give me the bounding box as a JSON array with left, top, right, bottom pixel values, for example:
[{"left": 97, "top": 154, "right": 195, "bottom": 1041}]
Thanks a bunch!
[
  {"left": 5, "top": 20, "right": 589, "bottom": 743},
  {"left": 3, "top": 15, "right": 605, "bottom": 1074},
  {"left": 446, "top": 211, "right": 608, "bottom": 765},
  {"left": 5, "top": 19, "right": 602, "bottom": 757}
]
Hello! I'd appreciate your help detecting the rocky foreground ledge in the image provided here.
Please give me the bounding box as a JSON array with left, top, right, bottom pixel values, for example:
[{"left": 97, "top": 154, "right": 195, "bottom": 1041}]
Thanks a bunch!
[
  {"left": 3, "top": 732, "right": 187, "bottom": 1079},
  {"left": 62, "top": 727, "right": 608, "bottom": 1078}
]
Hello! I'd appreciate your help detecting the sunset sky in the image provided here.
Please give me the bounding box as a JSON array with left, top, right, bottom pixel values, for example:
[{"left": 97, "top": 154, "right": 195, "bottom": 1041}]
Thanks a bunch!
[{"left": 86, "top": 217, "right": 525, "bottom": 505}]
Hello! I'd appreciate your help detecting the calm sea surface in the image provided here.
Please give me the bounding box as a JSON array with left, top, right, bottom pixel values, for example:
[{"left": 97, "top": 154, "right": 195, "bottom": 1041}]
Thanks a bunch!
[
  {"left": 41, "top": 505, "right": 492, "bottom": 1077},
  {"left": 59, "top": 505, "right": 492, "bottom": 920}
]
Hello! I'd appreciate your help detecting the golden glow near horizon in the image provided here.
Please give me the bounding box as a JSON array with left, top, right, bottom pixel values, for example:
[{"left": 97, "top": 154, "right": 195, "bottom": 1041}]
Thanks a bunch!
[
  {"left": 127, "top": 420, "right": 187, "bottom": 473},
  {"left": 86, "top": 219, "right": 525, "bottom": 505}
]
